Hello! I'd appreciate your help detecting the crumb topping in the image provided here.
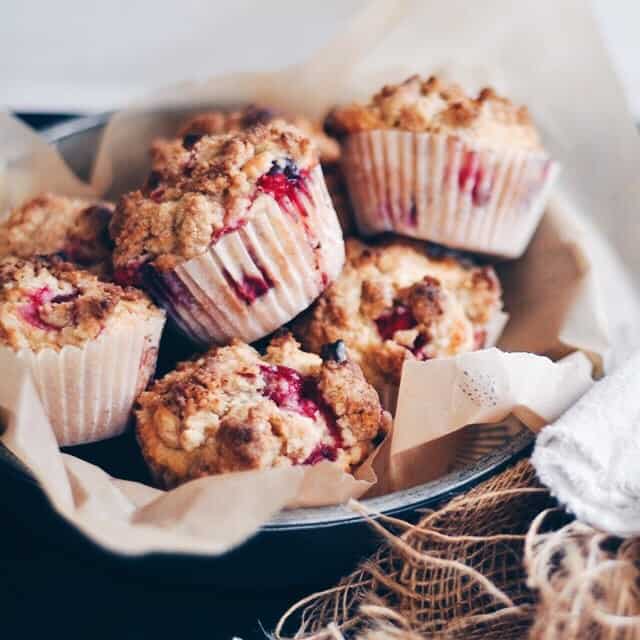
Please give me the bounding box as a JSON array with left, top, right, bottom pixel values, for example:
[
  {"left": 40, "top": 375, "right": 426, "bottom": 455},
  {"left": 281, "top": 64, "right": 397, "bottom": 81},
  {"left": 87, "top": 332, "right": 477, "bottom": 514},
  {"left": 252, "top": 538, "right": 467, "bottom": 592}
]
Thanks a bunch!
[
  {"left": 0, "top": 193, "right": 114, "bottom": 272},
  {"left": 111, "top": 122, "right": 318, "bottom": 271},
  {"left": 294, "top": 238, "right": 503, "bottom": 389},
  {"left": 327, "top": 75, "right": 541, "bottom": 150},
  {"left": 0, "top": 256, "right": 163, "bottom": 351},
  {"left": 148, "top": 105, "right": 340, "bottom": 186},
  {"left": 135, "top": 332, "right": 390, "bottom": 487}
]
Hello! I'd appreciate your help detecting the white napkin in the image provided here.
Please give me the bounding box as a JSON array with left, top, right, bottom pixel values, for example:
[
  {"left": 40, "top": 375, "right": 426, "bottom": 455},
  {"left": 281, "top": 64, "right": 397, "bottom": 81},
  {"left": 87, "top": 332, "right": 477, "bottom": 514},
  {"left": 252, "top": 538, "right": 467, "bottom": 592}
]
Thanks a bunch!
[{"left": 532, "top": 351, "right": 640, "bottom": 537}]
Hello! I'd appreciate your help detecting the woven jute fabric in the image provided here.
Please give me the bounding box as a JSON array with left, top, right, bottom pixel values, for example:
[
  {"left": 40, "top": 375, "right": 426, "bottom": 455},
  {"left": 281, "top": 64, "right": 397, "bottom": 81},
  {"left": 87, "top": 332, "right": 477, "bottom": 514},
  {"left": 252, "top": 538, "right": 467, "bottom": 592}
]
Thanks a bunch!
[{"left": 275, "top": 460, "right": 640, "bottom": 639}]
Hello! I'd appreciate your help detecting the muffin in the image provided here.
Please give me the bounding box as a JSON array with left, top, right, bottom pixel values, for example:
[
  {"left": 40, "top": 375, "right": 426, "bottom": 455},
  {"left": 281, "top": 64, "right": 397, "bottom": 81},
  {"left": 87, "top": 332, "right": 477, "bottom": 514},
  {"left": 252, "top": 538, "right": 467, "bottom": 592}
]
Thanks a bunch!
[
  {"left": 148, "top": 105, "right": 354, "bottom": 234},
  {"left": 294, "top": 238, "right": 505, "bottom": 411},
  {"left": 0, "top": 256, "right": 165, "bottom": 445},
  {"left": 136, "top": 332, "right": 391, "bottom": 488},
  {"left": 0, "top": 193, "right": 114, "bottom": 276},
  {"left": 328, "top": 75, "right": 559, "bottom": 257},
  {"left": 111, "top": 122, "right": 344, "bottom": 347}
]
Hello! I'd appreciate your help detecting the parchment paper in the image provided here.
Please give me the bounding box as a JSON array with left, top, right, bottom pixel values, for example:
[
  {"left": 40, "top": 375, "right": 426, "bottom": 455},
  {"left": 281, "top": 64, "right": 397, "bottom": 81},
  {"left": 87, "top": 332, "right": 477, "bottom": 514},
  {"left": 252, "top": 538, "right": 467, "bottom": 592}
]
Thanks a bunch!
[{"left": 1, "top": 0, "right": 639, "bottom": 556}]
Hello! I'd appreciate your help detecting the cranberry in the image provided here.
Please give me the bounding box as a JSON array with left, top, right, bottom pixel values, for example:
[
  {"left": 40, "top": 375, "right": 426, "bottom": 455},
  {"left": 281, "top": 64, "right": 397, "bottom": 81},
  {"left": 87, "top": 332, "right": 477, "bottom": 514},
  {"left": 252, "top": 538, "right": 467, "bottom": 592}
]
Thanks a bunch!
[
  {"left": 182, "top": 133, "right": 202, "bottom": 150},
  {"left": 259, "top": 364, "right": 344, "bottom": 463},
  {"left": 268, "top": 157, "right": 300, "bottom": 180},
  {"left": 408, "top": 202, "right": 418, "bottom": 227},
  {"left": 146, "top": 171, "right": 162, "bottom": 191},
  {"left": 458, "top": 150, "right": 493, "bottom": 207},
  {"left": 19, "top": 286, "right": 76, "bottom": 331},
  {"left": 257, "top": 159, "right": 310, "bottom": 210},
  {"left": 303, "top": 443, "right": 338, "bottom": 465},
  {"left": 411, "top": 333, "right": 430, "bottom": 356},
  {"left": 114, "top": 261, "right": 145, "bottom": 287},
  {"left": 211, "top": 220, "right": 246, "bottom": 244},
  {"left": 241, "top": 105, "right": 276, "bottom": 127},
  {"left": 150, "top": 187, "right": 166, "bottom": 203},
  {"left": 223, "top": 270, "right": 272, "bottom": 304},
  {"left": 375, "top": 305, "right": 417, "bottom": 341},
  {"left": 260, "top": 364, "right": 317, "bottom": 418},
  {"left": 320, "top": 340, "right": 347, "bottom": 364},
  {"left": 474, "top": 329, "right": 487, "bottom": 349},
  {"left": 50, "top": 292, "right": 79, "bottom": 304}
]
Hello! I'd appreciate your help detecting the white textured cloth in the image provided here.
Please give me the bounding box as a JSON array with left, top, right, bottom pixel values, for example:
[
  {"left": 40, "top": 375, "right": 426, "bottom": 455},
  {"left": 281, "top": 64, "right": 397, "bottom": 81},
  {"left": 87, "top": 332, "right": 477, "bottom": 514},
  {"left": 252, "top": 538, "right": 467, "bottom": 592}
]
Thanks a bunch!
[{"left": 532, "top": 351, "right": 640, "bottom": 537}]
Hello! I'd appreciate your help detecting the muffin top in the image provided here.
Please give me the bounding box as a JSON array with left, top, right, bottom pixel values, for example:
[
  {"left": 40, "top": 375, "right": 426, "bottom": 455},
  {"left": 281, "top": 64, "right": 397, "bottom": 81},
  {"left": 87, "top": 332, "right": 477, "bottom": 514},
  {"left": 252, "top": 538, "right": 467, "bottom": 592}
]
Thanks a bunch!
[
  {"left": 295, "top": 238, "right": 503, "bottom": 389},
  {"left": 327, "top": 75, "right": 541, "bottom": 150},
  {"left": 148, "top": 105, "right": 340, "bottom": 186},
  {"left": 136, "top": 332, "right": 391, "bottom": 488},
  {"left": 0, "top": 193, "right": 114, "bottom": 272},
  {"left": 0, "top": 256, "right": 163, "bottom": 351},
  {"left": 111, "top": 122, "right": 318, "bottom": 274}
]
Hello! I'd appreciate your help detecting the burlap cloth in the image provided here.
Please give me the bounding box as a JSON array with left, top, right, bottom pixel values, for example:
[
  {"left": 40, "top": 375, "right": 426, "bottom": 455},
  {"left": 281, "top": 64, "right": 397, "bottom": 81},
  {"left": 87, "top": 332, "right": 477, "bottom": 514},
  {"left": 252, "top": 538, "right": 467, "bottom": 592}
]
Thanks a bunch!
[{"left": 275, "top": 460, "right": 640, "bottom": 639}]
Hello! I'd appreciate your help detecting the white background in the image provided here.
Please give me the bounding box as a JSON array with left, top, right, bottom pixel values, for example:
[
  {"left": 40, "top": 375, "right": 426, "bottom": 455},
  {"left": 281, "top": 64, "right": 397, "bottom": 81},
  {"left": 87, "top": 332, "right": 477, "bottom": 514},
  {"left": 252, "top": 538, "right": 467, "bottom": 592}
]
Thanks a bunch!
[{"left": 1, "top": 0, "right": 639, "bottom": 116}]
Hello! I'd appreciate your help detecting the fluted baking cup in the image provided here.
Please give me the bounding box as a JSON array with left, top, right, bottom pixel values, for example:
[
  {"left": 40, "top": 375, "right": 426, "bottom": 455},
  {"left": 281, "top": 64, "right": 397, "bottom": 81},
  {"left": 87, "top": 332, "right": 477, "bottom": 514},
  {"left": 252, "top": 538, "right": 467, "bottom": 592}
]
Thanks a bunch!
[
  {"left": 3, "top": 314, "right": 165, "bottom": 446},
  {"left": 342, "top": 131, "right": 559, "bottom": 258},
  {"left": 377, "top": 310, "right": 509, "bottom": 416},
  {"left": 144, "top": 166, "right": 345, "bottom": 346}
]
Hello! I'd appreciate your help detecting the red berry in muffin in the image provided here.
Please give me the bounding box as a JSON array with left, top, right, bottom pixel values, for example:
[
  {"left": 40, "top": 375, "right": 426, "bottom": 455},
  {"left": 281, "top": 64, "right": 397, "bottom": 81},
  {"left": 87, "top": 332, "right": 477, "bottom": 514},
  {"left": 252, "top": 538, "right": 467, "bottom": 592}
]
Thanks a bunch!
[{"left": 148, "top": 105, "right": 354, "bottom": 234}]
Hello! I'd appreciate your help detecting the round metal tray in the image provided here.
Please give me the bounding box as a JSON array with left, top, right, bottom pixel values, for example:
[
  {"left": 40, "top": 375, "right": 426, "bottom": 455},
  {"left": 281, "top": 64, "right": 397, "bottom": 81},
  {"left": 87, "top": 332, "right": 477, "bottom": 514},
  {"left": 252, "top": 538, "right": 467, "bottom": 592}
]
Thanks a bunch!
[{"left": 0, "top": 114, "right": 534, "bottom": 587}]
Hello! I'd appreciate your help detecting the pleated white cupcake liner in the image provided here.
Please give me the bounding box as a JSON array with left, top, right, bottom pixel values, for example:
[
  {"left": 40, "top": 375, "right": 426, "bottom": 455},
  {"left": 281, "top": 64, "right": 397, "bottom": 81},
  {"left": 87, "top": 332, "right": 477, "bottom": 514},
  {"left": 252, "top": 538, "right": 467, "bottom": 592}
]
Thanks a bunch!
[
  {"left": 146, "top": 165, "right": 345, "bottom": 346},
  {"left": 6, "top": 314, "right": 165, "bottom": 446},
  {"left": 342, "top": 131, "right": 559, "bottom": 258}
]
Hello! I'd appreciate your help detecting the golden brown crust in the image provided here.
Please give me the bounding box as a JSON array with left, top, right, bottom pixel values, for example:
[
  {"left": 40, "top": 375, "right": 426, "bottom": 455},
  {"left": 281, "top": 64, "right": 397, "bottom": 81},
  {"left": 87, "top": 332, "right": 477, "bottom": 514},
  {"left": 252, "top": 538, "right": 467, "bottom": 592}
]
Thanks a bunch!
[
  {"left": 293, "top": 238, "right": 503, "bottom": 391},
  {"left": 135, "top": 333, "right": 389, "bottom": 488},
  {"left": 0, "top": 193, "right": 114, "bottom": 275},
  {"left": 327, "top": 75, "right": 541, "bottom": 150},
  {"left": 0, "top": 256, "right": 163, "bottom": 351},
  {"left": 111, "top": 122, "right": 318, "bottom": 271},
  {"left": 149, "top": 106, "right": 340, "bottom": 183}
]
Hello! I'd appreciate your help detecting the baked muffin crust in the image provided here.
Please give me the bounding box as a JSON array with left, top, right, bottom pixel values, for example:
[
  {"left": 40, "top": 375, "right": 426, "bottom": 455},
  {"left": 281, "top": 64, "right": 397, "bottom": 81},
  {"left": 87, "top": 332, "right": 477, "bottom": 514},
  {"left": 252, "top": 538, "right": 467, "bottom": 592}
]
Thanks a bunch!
[
  {"left": 0, "top": 193, "right": 114, "bottom": 272},
  {"left": 136, "top": 332, "right": 390, "bottom": 488},
  {"left": 0, "top": 256, "right": 163, "bottom": 351},
  {"left": 149, "top": 106, "right": 340, "bottom": 184},
  {"left": 294, "top": 238, "right": 503, "bottom": 390},
  {"left": 327, "top": 75, "right": 541, "bottom": 150},
  {"left": 111, "top": 122, "right": 319, "bottom": 273}
]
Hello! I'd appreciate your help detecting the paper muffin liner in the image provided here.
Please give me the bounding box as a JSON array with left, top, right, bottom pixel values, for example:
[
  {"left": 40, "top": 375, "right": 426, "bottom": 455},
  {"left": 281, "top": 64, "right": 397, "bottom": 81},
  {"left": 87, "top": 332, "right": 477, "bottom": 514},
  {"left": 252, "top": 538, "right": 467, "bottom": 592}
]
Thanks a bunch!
[
  {"left": 3, "top": 314, "right": 165, "bottom": 446},
  {"left": 378, "top": 381, "right": 400, "bottom": 415},
  {"left": 378, "top": 310, "right": 509, "bottom": 416},
  {"left": 142, "top": 166, "right": 345, "bottom": 346},
  {"left": 342, "top": 131, "right": 560, "bottom": 258}
]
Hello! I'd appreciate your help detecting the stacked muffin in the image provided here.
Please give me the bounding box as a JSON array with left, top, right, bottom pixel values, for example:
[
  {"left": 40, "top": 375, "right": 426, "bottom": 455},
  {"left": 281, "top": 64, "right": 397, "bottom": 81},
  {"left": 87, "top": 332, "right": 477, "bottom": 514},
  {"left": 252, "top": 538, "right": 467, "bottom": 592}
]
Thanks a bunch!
[{"left": 0, "top": 75, "right": 557, "bottom": 487}]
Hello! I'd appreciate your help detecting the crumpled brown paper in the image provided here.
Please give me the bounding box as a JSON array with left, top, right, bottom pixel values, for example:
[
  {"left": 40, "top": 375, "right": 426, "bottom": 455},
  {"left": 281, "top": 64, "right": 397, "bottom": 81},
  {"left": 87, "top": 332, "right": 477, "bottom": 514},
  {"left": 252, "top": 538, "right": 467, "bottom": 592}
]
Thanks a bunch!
[{"left": 1, "top": 0, "right": 639, "bottom": 557}]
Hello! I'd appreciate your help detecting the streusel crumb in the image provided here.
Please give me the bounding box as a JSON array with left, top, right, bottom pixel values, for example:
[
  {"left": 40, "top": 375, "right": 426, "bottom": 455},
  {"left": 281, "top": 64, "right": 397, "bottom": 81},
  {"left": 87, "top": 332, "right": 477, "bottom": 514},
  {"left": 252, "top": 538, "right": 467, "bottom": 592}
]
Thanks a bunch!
[
  {"left": 294, "top": 238, "right": 503, "bottom": 390},
  {"left": 111, "top": 122, "right": 318, "bottom": 272},
  {"left": 0, "top": 256, "right": 163, "bottom": 351},
  {"left": 327, "top": 75, "right": 541, "bottom": 150},
  {"left": 136, "top": 332, "right": 390, "bottom": 488},
  {"left": 0, "top": 193, "right": 114, "bottom": 273},
  {"left": 148, "top": 106, "right": 340, "bottom": 186}
]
